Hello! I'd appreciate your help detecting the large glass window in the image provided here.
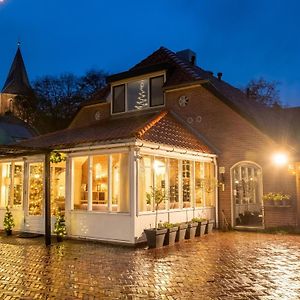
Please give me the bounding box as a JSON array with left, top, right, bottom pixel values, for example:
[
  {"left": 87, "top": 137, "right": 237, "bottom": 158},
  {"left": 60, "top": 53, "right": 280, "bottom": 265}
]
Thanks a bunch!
[
  {"left": 73, "top": 156, "right": 88, "bottom": 210},
  {"left": 127, "top": 80, "right": 149, "bottom": 111},
  {"left": 13, "top": 162, "right": 23, "bottom": 208},
  {"left": 112, "top": 75, "right": 165, "bottom": 114},
  {"left": 112, "top": 85, "right": 125, "bottom": 113},
  {"left": 150, "top": 76, "right": 164, "bottom": 107},
  {"left": 182, "top": 160, "right": 191, "bottom": 208},
  {"left": 0, "top": 162, "right": 11, "bottom": 207},
  {"left": 138, "top": 156, "right": 217, "bottom": 213},
  {"left": 28, "top": 162, "right": 44, "bottom": 216},
  {"left": 139, "top": 155, "right": 153, "bottom": 211},
  {"left": 92, "top": 155, "right": 108, "bottom": 211},
  {"left": 169, "top": 159, "right": 179, "bottom": 209},
  {"left": 195, "top": 161, "right": 204, "bottom": 207},
  {"left": 232, "top": 162, "right": 262, "bottom": 227},
  {"left": 72, "top": 153, "right": 129, "bottom": 212},
  {"left": 51, "top": 162, "right": 66, "bottom": 215}
]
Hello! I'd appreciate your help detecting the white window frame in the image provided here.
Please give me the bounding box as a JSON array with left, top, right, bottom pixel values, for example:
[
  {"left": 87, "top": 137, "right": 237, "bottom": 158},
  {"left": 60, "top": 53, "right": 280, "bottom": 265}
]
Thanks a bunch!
[{"left": 111, "top": 71, "right": 166, "bottom": 115}]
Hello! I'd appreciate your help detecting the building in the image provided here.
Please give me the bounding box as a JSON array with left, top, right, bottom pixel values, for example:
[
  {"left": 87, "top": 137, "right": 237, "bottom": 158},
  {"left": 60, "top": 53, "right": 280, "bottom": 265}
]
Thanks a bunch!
[{"left": 0, "top": 47, "right": 298, "bottom": 244}]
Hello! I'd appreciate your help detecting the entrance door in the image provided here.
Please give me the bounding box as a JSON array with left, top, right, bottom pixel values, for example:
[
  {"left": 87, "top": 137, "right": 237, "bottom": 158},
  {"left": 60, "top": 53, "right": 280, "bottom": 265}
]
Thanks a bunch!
[{"left": 231, "top": 162, "right": 263, "bottom": 227}]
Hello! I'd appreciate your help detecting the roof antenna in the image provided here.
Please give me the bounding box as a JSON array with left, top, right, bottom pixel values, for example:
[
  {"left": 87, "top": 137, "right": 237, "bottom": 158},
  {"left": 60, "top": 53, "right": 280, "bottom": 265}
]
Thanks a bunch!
[{"left": 17, "top": 38, "right": 21, "bottom": 48}]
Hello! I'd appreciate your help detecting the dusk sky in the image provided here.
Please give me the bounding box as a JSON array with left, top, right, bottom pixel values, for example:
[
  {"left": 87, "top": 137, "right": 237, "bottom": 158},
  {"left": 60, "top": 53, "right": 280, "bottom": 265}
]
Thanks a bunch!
[{"left": 0, "top": 0, "right": 300, "bottom": 106}]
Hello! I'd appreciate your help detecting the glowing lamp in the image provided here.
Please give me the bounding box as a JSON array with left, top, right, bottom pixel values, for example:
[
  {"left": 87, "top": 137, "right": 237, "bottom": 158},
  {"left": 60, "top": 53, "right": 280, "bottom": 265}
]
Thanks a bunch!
[{"left": 272, "top": 153, "right": 288, "bottom": 166}]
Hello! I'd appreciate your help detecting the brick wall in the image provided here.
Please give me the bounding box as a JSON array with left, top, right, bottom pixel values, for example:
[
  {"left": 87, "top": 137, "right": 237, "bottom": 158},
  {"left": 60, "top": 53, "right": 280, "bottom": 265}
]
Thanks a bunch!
[
  {"left": 165, "top": 85, "right": 298, "bottom": 227},
  {"left": 264, "top": 206, "right": 297, "bottom": 228}
]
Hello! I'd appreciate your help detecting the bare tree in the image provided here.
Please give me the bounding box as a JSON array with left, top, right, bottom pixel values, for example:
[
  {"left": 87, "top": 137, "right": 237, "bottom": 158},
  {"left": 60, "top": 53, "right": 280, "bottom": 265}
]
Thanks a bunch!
[{"left": 244, "top": 77, "right": 281, "bottom": 107}]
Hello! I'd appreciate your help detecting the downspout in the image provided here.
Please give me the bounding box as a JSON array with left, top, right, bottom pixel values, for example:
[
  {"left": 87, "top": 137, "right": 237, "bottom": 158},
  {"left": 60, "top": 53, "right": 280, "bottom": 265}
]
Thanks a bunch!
[{"left": 213, "top": 157, "right": 219, "bottom": 228}]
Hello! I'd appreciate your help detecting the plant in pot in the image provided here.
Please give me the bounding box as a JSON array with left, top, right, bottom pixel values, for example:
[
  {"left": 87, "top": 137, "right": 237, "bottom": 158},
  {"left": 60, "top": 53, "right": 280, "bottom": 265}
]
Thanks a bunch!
[
  {"left": 205, "top": 219, "right": 215, "bottom": 234},
  {"left": 175, "top": 222, "right": 188, "bottom": 242},
  {"left": 162, "top": 222, "right": 179, "bottom": 246},
  {"left": 185, "top": 220, "right": 198, "bottom": 239},
  {"left": 192, "top": 217, "right": 207, "bottom": 237},
  {"left": 144, "top": 187, "right": 168, "bottom": 248},
  {"left": 54, "top": 209, "right": 67, "bottom": 242},
  {"left": 263, "top": 192, "right": 291, "bottom": 207},
  {"left": 3, "top": 206, "right": 15, "bottom": 236}
]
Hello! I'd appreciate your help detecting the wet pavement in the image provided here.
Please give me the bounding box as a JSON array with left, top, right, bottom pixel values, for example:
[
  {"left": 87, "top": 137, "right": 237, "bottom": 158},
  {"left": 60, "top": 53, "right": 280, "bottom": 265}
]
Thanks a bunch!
[{"left": 1, "top": 231, "right": 300, "bottom": 299}]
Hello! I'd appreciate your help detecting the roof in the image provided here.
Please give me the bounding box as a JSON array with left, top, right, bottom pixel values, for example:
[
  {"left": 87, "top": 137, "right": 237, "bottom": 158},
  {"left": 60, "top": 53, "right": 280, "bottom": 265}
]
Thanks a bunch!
[
  {"left": 18, "top": 111, "right": 212, "bottom": 154},
  {"left": 80, "top": 85, "right": 110, "bottom": 107},
  {"left": 2, "top": 47, "right": 32, "bottom": 95},
  {"left": 0, "top": 114, "right": 37, "bottom": 145}
]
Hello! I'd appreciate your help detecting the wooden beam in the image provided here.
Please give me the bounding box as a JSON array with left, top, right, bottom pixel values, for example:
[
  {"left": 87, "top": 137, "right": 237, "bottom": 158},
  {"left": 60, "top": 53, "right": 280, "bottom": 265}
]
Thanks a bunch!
[{"left": 44, "top": 152, "right": 51, "bottom": 246}]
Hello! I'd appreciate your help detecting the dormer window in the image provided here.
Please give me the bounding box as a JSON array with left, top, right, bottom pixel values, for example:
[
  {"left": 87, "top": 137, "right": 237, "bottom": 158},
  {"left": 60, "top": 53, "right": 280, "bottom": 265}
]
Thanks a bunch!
[{"left": 112, "top": 74, "right": 164, "bottom": 114}]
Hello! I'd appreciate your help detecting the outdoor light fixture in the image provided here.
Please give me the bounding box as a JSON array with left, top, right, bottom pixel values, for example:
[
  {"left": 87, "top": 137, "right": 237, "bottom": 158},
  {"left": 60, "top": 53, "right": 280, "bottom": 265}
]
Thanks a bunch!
[{"left": 272, "top": 152, "right": 288, "bottom": 166}]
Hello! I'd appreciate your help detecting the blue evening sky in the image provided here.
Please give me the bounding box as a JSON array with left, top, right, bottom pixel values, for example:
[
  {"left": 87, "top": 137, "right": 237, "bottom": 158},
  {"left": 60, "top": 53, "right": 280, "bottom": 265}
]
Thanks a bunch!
[{"left": 0, "top": 0, "right": 299, "bottom": 106}]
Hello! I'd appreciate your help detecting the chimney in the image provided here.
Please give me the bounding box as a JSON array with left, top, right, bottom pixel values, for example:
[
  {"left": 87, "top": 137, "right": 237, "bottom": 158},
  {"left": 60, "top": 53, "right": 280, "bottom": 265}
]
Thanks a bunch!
[
  {"left": 217, "top": 72, "right": 223, "bottom": 81},
  {"left": 176, "top": 49, "right": 197, "bottom": 65}
]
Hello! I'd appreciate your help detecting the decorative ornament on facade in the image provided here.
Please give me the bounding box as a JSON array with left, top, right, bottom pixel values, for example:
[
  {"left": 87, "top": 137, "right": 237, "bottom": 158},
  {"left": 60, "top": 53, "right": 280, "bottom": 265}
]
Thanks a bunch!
[
  {"left": 196, "top": 115, "right": 202, "bottom": 123},
  {"left": 94, "top": 111, "right": 102, "bottom": 121},
  {"left": 50, "top": 152, "right": 66, "bottom": 164},
  {"left": 178, "top": 95, "right": 189, "bottom": 107},
  {"left": 135, "top": 80, "right": 148, "bottom": 110},
  {"left": 187, "top": 117, "right": 194, "bottom": 124}
]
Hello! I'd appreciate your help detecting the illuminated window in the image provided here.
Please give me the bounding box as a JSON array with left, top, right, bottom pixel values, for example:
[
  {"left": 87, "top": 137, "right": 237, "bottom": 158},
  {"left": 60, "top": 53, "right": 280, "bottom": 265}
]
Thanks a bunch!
[
  {"left": 51, "top": 161, "right": 66, "bottom": 215},
  {"left": 28, "top": 162, "right": 44, "bottom": 216},
  {"left": 112, "top": 75, "right": 164, "bottom": 113},
  {"left": 195, "top": 161, "right": 204, "bottom": 207},
  {"left": 169, "top": 159, "right": 179, "bottom": 209},
  {"left": 139, "top": 155, "right": 153, "bottom": 211},
  {"left": 73, "top": 156, "right": 88, "bottom": 210},
  {"left": 0, "top": 162, "right": 12, "bottom": 208},
  {"left": 182, "top": 160, "right": 191, "bottom": 208},
  {"left": 13, "top": 162, "right": 23, "bottom": 208}
]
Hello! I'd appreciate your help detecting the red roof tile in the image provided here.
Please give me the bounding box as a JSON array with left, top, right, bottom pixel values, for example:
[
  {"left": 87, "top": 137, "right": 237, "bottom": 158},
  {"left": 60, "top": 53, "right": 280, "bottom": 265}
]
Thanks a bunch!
[{"left": 19, "top": 111, "right": 212, "bottom": 154}]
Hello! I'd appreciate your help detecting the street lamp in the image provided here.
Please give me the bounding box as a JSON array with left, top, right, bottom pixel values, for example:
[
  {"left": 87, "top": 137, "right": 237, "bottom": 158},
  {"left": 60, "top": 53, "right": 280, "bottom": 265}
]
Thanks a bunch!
[{"left": 272, "top": 152, "right": 288, "bottom": 166}]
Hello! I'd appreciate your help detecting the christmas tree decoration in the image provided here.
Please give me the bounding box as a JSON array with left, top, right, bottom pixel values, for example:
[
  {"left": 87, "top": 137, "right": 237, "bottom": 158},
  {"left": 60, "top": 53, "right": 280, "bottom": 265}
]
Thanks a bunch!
[
  {"left": 3, "top": 206, "right": 15, "bottom": 236},
  {"left": 50, "top": 152, "right": 66, "bottom": 164},
  {"left": 54, "top": 209, "right": 67, "bottom": 242},
  {"left": 28, "top": 163, "right": 43, "bottom": 215},
  {"left": 134, "top": 80, "right": 148, "bottom": 110}
]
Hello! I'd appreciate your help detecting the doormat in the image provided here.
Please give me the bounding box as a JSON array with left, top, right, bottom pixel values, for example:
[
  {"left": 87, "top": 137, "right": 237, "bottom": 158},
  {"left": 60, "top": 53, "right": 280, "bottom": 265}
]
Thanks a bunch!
[{"left": 17, "top": 232, "right": 43, "bottom": 238}]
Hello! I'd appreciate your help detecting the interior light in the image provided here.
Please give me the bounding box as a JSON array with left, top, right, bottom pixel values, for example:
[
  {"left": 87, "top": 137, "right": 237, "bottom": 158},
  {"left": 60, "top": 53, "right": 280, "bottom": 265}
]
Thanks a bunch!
[
  {"left": 272, "top": 153, "right": 288, "bottom": 166},
  {"left": 153, "top": 160, "right": 165, "bottom": 175}
]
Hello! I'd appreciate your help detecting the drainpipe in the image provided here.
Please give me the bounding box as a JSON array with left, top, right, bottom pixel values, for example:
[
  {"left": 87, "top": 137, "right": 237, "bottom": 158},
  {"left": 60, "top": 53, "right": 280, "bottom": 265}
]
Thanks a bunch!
[{"left": 213, "top": 157, "right": 219, "bottom": 228}]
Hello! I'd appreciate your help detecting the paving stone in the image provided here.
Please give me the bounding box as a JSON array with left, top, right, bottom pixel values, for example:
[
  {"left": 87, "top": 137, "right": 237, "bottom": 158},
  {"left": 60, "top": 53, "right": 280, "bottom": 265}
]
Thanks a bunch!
[{"left": 0, "top": 232, "right": 300, "bottom": 298}]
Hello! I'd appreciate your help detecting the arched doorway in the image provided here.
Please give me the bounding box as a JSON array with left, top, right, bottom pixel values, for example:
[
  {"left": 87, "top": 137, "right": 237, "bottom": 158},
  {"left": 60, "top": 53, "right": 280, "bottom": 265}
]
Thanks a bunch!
[{"left": 231, "top": 162, "right": 263, "bottom": 228}]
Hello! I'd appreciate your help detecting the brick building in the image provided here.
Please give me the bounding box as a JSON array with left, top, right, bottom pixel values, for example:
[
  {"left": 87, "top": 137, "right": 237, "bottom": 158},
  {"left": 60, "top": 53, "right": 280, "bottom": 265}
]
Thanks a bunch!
[{"left": 0, "top": 47, "right": 298, "bottom": 243}]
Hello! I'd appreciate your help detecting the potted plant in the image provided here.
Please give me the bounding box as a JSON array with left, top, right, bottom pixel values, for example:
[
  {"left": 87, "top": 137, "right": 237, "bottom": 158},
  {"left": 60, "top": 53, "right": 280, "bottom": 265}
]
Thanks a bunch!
[
  {"left": 144, "top": 187, "right": 168, "bottom": 248},
  {"left": 54, "top": 209, "right": 67, "bottom": 242},
  {"left": 205, "top": 220, "right": 214, "bottom": 234},
  {"left": 185, "top": 221, "right": 198, "bottom": 239},
  {"left": 192, "top": 217, "right": 207, "bottom": 237},
  {"left": 162, "top": 222, "right": 179, "bottom": 246},
  {"left": 3, "top": 206, "right": 15, "bottom": 236},
  {"left": 175, "top": 222, "right": 188, "bottom": 242},
  {"left": 263, "top": 192, "right": 291, "bottom": 207}
]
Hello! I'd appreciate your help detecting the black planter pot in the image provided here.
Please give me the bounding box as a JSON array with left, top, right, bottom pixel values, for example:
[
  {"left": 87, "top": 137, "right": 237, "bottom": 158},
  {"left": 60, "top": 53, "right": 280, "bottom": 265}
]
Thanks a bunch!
[
  {"left": 205, "top": 220, "right": 214, "bottom": 234},
  {"left": 195, "top": 221, "right": 207, "bottom": 237},
  {"left": 185, "top": 222, "right": 198, "bottom": 239},
  {"left": 175, "top": 223, "right": 188, "bottom": 242},
  {"left": 5, "top": 229, "right": 12, "bottom": 236},
  {"left": 144, "top": 228, "right": 168, "bottom": 248},
  {"left": 164, "top": 227, "right": 179, "bottom": 246}
]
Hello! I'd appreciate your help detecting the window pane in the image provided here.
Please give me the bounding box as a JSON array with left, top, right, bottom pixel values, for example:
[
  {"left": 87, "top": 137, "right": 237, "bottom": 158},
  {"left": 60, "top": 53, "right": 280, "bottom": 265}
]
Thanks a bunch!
[
  {"left": 169, "top": 159, "right": 179, "bottom": 209},
  {"left": 127, "top": 79, "right": 149, "bottom": 111},
  {"left": 112, "top": 153, "right": 129, "bottom": 212},
  {"left": 13, "top": 162, "right": 23, "bottom": 207},
  {"left": 28, "top": 162, "right": 43, "bottom": 215},
  {"left": 139, "top": 155, "right": 153, "bottom": 212},
  {"left": 73, "top": 156, "right": 88, "bottom": 210},
  {"left": 204, "top": 162, "right": 215, "bottom": 206},
  {"left": 182, "top": 160, "right": 191, "bottom": 208},
  {"left": 0, "top": 163, "right": 11, "bottom": 207},
  {"left": 113, "top": 85, "right": 125, "bottom": 113},
  {"left": 153, "top": 157, "right": 166, "bottom": 210},
  {"left": 51, "top": 161, "right": 66, "bottom": 215},
  {"left": 92, "top": 155, "right": 108, "bottom": 211},
  {"left": 195, "top": 162, "right": 204, "bottom": 207},
  {"left": 150, "top": 76, "right": 164, "bottom": 107}
]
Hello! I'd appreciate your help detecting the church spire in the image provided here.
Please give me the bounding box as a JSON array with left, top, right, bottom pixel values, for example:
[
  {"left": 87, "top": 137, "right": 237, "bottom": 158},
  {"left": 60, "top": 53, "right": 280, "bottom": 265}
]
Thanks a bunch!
[{"left": 2, "top": 43, "right": 32, "bottom": 95}]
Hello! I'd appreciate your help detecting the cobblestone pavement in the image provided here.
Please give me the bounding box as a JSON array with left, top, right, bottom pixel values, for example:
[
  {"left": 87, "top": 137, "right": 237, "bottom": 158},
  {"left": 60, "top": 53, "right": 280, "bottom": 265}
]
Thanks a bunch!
[{"left": 1, "top": 231, "right": 300, "bottom": 299}]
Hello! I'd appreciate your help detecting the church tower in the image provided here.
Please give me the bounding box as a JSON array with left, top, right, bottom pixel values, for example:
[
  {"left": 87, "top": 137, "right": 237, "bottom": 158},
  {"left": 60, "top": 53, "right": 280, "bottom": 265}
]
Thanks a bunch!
[{"left": 0, "top": 44, "right": 32, "bottom": 115}]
